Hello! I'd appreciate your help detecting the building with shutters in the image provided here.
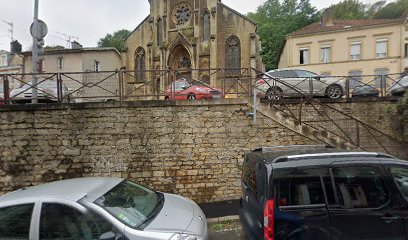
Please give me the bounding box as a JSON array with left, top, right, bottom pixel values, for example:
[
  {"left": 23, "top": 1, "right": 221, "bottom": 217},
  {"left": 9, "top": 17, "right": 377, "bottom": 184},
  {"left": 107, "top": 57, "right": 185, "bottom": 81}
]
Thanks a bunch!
[
  {"left": 278, "top": 16, "right": 408, "bottom": 83},
  {"left": 123, "top": 0, "right": 263, "bottom": 93}
]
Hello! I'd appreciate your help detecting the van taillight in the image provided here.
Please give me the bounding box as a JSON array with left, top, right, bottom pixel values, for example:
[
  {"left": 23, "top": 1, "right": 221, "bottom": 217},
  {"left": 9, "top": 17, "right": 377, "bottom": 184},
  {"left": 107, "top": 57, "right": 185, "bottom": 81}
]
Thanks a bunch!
[{"left": 263, "top": 199, "right": 275, "bottom": 240}]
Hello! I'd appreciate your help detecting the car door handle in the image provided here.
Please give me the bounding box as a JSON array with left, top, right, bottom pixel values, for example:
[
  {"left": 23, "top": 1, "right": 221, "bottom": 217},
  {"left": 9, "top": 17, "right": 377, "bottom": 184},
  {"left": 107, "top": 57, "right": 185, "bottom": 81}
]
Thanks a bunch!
[{"left": 380, "top": 216, "right": 400, "bottom": 224}]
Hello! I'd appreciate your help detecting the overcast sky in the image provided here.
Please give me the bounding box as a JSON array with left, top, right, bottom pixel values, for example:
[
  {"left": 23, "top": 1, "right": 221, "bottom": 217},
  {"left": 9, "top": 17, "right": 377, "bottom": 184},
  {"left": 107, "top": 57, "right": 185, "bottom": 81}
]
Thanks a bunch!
[{"left": 0, "top": 0, "right": 383, "bottom": 51}]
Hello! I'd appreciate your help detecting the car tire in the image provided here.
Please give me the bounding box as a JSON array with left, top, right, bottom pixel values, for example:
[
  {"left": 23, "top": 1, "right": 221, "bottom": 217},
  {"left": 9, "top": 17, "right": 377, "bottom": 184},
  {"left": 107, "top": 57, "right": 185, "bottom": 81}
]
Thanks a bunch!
[
  {"left": 266, "top": 87, "right": 282, "bottom": 101},
  {"left": 326, "top": 84, "right": 343, "bottom": 99},
  {"left": 187, "top": 94, "right": 196, "bottom": 100}
]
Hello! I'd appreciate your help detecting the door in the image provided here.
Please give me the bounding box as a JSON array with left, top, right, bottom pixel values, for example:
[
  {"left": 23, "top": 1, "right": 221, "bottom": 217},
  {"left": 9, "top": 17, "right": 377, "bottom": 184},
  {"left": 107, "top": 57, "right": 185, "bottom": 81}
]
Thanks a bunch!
[
  {"left": 294, "top": 70, "right": 323, "bottom": 96},
  {"left": 274, "top": 167, "right": 332, "bottom": 240},
  {"left": 38, "top": 203, "right": 125, "bottom": 240},
  {"left": 240, "top": 158, "right": 265, "bottom": 240},
  {"left": 280, "top": 70, "right": 306, "bottom": 96},
  {"left": 328, "top": 164, "right": 405, "bottom": 240},
  {"left": 387, "top": 164, "right": 408, "bottom": 239}
]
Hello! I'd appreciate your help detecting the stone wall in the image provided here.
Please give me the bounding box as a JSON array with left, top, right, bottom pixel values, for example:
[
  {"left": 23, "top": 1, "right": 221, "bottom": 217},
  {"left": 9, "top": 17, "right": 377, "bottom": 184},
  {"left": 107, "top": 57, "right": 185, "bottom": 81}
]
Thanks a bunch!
[{"left": 0, "top": 99, "right": 313, "bottom": 203}]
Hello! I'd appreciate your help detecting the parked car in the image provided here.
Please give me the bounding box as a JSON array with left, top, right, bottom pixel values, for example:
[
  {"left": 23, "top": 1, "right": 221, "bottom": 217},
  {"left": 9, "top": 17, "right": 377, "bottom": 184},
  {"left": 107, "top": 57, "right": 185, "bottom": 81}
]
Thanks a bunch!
[
  {"left": 256, "top": 69, "right": 345, "bottom": 100},
  {"left": 240, "top": 145, "right": 408, "bottom": 240},
  {"left": 0, "top": 177, "right": 208, "bottom": 240},
  {"left": 389, "top": 76, "right": 408, "bottom": 96},
  {"left": 351, "top": 85, "right": 380, "bottom": 97},
  {"left": 10, "top": 79, "right": 68, "bottom": 104},
  {"left": 165, "top": 78, "right": 223, "bottom": 100},
  {"left": 0, "top": 84, "right": 4, "bottom": 105}
]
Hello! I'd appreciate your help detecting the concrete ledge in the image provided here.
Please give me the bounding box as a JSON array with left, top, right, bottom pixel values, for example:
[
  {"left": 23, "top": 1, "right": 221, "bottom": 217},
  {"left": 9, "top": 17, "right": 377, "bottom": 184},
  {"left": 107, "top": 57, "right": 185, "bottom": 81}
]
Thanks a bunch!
[{"left": 0, "top": 98, "right": 250, "bottom": 112}]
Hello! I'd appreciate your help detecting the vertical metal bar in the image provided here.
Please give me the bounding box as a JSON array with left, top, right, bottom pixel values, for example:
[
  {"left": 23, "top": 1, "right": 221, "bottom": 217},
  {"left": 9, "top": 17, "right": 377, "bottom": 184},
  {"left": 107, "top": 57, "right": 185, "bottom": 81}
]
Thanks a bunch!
[
  {"left": 118, "top": 70, "right": 123, "bottom": 103},
  {"left": 253, "top": 85, "right": 257, "bottom": 125},
  {"left": 57, "top": 73, "right": 62, "bottom": 103},
  {"left": 3, "top": 75, "right": 9, "bottom": 105},
  {"left": 309, "top": 77, "right": 313, "bottom": 99},
  {"left": 345, "top": 76, "right": 350, "bottom": 102}
]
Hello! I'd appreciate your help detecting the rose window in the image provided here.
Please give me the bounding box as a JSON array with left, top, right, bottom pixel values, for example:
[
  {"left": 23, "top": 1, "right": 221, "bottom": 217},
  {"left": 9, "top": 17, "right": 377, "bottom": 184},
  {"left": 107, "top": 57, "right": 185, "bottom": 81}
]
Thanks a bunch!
[{"left": 173, "top": 3, "right": 192, "bottom": 25}]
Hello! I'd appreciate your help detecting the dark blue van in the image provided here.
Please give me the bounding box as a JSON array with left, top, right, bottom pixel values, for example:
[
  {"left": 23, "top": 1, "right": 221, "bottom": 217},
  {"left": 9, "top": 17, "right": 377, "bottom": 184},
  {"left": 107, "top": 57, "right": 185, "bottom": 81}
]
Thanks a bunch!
[{"left": 239, "top": 145, "right": 408, "bottom": 240}]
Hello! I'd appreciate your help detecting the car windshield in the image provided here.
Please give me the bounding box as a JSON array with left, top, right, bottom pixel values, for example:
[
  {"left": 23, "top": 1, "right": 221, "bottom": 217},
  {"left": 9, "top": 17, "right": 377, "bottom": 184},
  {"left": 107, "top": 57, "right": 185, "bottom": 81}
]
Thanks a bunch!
[
  {"left": 94, "top": 180, "right": 164, "bottom": 229},
  {"left": 0, "top": 85, "right": 3, "bottom": 93}
]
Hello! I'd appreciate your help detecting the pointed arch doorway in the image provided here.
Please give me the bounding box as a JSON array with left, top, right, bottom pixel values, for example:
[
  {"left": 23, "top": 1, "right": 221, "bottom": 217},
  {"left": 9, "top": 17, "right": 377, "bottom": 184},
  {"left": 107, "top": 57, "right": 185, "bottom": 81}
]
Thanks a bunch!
[{"left": 168, "top": 44, "right": 192, "bottom": 81}]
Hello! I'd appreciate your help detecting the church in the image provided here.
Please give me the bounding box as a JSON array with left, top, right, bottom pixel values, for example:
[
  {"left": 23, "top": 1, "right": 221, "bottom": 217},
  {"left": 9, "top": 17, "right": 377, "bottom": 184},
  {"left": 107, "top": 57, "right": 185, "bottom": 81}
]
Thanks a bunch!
[{"left": 123, "top": 0, "right": 263, "bottom": 93}]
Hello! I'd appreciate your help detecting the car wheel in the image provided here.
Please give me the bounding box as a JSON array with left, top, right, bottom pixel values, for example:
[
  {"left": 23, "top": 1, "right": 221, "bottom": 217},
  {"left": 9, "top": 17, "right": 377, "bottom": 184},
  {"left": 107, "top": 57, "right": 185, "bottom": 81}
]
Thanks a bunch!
[
  {"left": 187, "top": 94, "right": 196, "bottom": 100},
  {"left": 266, "top": 87, "right": 282, "bottom": 101},
  {"left": 326, "top": 85, "right": 343, "bottom": 99}
]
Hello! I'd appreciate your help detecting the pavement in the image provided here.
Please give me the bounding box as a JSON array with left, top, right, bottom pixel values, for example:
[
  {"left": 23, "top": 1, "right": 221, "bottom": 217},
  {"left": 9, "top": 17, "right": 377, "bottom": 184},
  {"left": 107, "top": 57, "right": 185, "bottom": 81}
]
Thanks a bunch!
[
  {"left": 208, "top": 216, "right": 245, "bottom": 240},
  {"left": 199, "top": 200, "right": 246, "bottom": 240}
]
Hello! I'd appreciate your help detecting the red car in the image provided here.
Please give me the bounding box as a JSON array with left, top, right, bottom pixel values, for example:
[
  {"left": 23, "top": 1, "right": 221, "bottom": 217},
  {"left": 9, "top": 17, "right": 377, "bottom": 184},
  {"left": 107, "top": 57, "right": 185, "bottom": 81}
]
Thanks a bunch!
[{"left": 165, "top": 78, "right": 224, "bottom": 100}]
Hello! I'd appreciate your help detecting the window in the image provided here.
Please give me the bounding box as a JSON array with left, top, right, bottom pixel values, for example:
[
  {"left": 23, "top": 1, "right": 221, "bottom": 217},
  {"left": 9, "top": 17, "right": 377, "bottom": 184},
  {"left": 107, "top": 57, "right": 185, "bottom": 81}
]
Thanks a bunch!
[
  {"left": 134, "top": 47, "right": 146, "bottom": 82},
  {"left": 295, "top": 70, "right": 318, "bottom": 78},
  {"left": 390, "top": 167, "right": 408, "bottom": 199},
  {"left": 374, "top": 68, "right": 388, "bottom": 87},
  {"left": 225, "top": 35, "right": 241, "bottom": 74},
  {"left": 404, "top": 43, "right": 408, "bottom": 58},
  {"left": 38, "top": 59, "right": 45, "bottom": 73},
  {"left": 157, "top": 18, "right": 163, "bottom": 46},
  {"left": 277, "top": 168, "right": 330, "bottom": 207},
  {"left": 350, "top": 42, "right": 361, "bottom": 60},
  {"left": 299, "top": 48, "right": 309, "bottom": 65},
  {"left": 202, "top": 10, "right": 210, "bottom": 41},
  {"left": 349, "top": 70, "right": 362, "bottom": 88},
  {"left": 321, "top": 46, "right": 331, "bottom": 63},
  {"left": 40, "top": 203, "right": 115, "bottom": 239},
  {"left": 376, "top": 39, "right": 388, "bottom": 58},
  {"left": 94, "top": 60, "right": 100, "bottom": 72},
  {"left": 57, "top": 57, "right": 64, "bottom": 70},
  {"left": 243, "top": 159, "right": 257, "bottom": 197},
  {"left": 0, "top": 204, "right": 34, "bottom": 239},
  {"left": 332, "top": 167, "right": 389, "bottom": 209},
  {"left": 0, "top": 54, "right": 7, "bottom": 66}
]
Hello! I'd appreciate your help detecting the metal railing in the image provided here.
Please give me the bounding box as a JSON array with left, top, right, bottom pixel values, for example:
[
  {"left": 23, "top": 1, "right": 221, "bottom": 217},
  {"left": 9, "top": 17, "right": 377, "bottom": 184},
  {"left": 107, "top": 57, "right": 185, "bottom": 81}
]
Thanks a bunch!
[{"left": 0, "top": 69, "right": 407, "bottom": 105}]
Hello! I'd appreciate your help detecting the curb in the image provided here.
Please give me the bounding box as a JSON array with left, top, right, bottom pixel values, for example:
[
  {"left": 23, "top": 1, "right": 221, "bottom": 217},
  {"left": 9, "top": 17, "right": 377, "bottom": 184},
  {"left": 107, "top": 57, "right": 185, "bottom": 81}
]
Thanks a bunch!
[{"left": 207, "top": 215, "right": 240, "bottom": 224}]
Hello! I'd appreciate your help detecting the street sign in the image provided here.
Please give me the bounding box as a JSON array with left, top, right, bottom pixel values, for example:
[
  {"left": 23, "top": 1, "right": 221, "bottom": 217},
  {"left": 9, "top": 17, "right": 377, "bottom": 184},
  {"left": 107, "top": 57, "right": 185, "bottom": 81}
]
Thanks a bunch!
[{"left": 30, "top": 19, "right": 48, "bottom": 39}]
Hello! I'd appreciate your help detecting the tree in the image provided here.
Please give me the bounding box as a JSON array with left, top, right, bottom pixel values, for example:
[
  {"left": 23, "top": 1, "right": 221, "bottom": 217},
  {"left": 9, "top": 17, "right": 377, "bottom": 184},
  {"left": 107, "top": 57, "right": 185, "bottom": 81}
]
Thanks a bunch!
[
  {"left": 373, "top": 0, "right": 408, "bottom": 19},
  {"left": 328, "top": 0, "right": 367, "bottom": 19},
  {"left": 248, "top": 0, "right": 318, "bottom": 70},
  {"left": 97, "top": 29, "right": 131, "bottom": 52}
]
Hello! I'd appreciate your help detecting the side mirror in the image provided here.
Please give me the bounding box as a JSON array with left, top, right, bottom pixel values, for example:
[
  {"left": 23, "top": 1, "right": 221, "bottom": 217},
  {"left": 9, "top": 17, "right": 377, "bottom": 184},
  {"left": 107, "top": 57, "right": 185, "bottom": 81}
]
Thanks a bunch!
[
  {"left": 99, "top": 231, "right": 117, "bottom": 240},
  {"left": 314, "top": 76, "right": 322, "bottom": 81}
]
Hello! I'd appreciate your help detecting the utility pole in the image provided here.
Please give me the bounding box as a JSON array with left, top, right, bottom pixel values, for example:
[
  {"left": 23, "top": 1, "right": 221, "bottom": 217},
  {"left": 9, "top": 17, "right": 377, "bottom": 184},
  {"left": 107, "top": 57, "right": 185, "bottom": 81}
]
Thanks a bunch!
[
  {"left": 32, "top": 0, "right": 39, "bottom": 104},
  {"left": 31, "top": 0, "right": 47, "bottom": 104}
]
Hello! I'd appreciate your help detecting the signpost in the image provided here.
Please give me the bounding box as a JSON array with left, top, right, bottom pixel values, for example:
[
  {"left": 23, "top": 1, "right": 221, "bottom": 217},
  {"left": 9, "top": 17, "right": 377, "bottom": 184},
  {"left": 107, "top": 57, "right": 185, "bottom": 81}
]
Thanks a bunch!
[{"left": 31, "top": 0, "right": 47, "bottom": 104}]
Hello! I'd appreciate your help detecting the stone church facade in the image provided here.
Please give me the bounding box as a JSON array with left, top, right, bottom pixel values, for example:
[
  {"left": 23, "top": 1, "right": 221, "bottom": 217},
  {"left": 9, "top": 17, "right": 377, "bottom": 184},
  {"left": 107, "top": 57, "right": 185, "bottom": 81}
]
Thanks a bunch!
[{"left": 123, "top": 0, "right": 263, "bottom": 91}]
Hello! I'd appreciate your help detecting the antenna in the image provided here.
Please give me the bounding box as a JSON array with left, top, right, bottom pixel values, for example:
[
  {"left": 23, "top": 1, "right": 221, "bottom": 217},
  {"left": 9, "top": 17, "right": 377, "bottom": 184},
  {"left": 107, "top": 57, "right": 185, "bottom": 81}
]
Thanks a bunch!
[
  {"left": 1, "top": 20, "right": 14, "bottom": 42},
  {"left": 55, "top": 31, "right": 79, "bottom": 48}
]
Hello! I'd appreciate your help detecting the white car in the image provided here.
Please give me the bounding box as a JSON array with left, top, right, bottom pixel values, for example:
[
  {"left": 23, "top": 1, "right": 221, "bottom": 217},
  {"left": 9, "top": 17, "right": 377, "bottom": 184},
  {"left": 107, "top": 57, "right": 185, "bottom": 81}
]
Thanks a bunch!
[
  {"left": 256, "top": 68, "right": 345, "bottom": 100},
  {"left": 10, "top": 79, "right": 69, "bottom": 104},
  {"left": 0, "top": 177, "right": 208, "bottom": 240}
]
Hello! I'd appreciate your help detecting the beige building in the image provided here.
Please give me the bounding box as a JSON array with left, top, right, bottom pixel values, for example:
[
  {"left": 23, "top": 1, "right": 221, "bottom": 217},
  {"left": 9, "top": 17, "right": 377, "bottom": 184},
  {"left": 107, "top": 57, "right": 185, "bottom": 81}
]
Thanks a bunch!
[
  {"left": 21, "top": 47, "right": 123, "bottom": 100},
  {"left": 123, "top": 0, "right": 263, "bottom": 91},
  {"left": 278, "top": 17, "right": 408, "bottom": 86}
]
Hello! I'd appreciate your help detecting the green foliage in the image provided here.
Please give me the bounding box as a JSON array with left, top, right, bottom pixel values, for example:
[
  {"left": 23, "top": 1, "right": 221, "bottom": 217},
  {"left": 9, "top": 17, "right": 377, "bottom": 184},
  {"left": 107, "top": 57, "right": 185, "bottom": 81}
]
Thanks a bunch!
[
  {"left": 248, "top": 0, "right": 317, "bottom": 70},
  {"left": 373, "top": 0, "right": 408, "bottom": 19},
  {"left": 329, "top": 0, "right": 367, "bottom": 19},
  {"left": 97, "top": 29, "right": 131, "bottom": 52}
]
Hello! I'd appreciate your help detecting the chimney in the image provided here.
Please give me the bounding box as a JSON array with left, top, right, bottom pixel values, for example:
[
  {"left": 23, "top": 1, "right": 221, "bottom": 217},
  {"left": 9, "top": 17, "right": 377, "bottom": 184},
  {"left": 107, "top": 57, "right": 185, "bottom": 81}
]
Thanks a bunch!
[
  {"left": 71, "top": 41, "right": 83, "bottom": 49},
  {"left": 10, "top": 40, "right": 22, "bottom": 53},
  {"left": 321, "top": 9, "right": 334, "bottom": 27}
]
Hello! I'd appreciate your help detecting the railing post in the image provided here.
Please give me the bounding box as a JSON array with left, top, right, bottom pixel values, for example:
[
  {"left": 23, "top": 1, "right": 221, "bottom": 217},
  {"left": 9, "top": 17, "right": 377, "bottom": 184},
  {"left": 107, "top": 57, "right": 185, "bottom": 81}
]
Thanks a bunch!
[
  {"left": 345, "top": 76, "right": 350, "bottom": 102},
  {"left": 3, "top": 75, "right": 10, "bottom": 105},
  {"left": 309, "top": 77, "right": 313, "bottom": 99},
  {"left": 56, "top": 73, "right": 62, "bottom": 103},
  {"left": 118, "top": 69, "right": 124, "bottom": 103}
]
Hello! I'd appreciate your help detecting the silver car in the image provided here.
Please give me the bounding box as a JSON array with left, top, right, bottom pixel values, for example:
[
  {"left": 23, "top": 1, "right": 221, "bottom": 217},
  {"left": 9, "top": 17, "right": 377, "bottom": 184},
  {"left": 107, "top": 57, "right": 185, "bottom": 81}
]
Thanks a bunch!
[
  {"left": 256, "top": 68, "right": 345, "bottom": 100},
  {"left": 389, "top": 76, "right": 408, "bottom": 96},
  {"left": 0, "top": 178, "right": 208, "bottom": 240},
  {"left": 10, "top": 79, "right": 69, "bottom": 104}
]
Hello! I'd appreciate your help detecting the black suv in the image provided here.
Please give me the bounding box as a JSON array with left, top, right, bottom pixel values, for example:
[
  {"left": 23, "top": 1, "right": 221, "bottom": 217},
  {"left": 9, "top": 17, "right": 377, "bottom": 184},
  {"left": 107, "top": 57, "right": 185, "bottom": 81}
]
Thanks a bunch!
[{"left": 239, "top": 145, "right": 408, "bottom": 240}]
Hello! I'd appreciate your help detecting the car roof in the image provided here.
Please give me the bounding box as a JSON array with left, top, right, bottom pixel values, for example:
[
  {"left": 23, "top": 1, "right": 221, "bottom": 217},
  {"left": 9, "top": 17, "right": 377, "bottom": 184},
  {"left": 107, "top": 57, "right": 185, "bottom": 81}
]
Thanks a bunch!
[
  {"left": 268, "top": 68, "right": 310, "bottom": 73},
  {"left": 247, "top": 145, "right": 402, "bottom": 168},
  {"left": 0, "top": 177, "right": 123, "bottom": 204}
]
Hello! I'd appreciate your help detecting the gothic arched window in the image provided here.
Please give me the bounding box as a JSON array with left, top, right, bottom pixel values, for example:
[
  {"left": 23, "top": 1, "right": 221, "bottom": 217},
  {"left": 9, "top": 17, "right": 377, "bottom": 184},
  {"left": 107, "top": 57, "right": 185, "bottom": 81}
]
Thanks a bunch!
[
  {"left": 225, "top": 36, "right": 241, "bottom": 74},
  {"left": 157, "top": 18, "right": 163, "bottom": 45},
  {"left": 202, "top": 10, "right": 210, "bottom": 41},
  {"left": 134, "top": 47, "right": 146, "bottom": 82}
]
